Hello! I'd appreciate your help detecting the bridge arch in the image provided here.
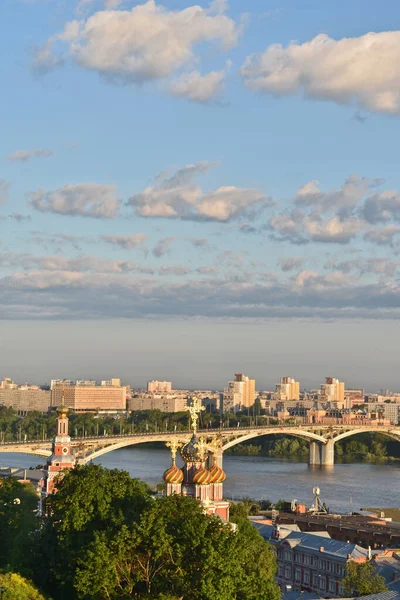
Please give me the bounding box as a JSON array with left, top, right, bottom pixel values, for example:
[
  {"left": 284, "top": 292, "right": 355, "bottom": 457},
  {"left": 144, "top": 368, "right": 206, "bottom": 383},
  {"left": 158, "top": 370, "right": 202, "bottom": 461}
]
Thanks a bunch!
[
  {"left": 329, "top": 427, "right": 400, "bottom": 444},
  {"left": 81, "top": 436, "right": 189, "bottom": 463},
  {"left": 221, "top": 429, "right": 326, "bottom": 451}
]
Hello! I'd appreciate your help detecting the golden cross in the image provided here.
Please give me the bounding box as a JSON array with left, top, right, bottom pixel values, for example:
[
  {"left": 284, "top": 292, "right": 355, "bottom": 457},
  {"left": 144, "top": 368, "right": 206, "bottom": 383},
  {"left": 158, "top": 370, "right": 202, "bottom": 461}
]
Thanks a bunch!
[
  {"left": 166, "top": 440, "right": 182, "bottom": 463},
  {"left": 194, "top": 436, "right": 208, "bottom": 461},
  {"left": 185, "top": 396, "right": 205, "bottom": 433},
  {"left": 209, "top": 437, "right": 222, "bottom": 456}
]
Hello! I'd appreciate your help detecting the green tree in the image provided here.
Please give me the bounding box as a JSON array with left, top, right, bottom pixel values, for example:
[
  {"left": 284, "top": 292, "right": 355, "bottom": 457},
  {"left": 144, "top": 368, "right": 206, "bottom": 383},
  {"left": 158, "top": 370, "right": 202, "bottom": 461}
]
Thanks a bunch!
[
  {"left": 0, "top": 479, "right": 39, "bottom": 571},
  {"left": 0, "top": 572, "right": 47, "bottom": 600},
  {"left": 342, "top": 561, "right": 387, "bottom": 597},
  {"left": 75, "top": 494, "right": 279, "bottom": 600},
  {"left": 30, "top": 465, "right": 279, "bottom": 600},
  {"left": 35, "top": 464, "right": 151, "bottom": 599}
]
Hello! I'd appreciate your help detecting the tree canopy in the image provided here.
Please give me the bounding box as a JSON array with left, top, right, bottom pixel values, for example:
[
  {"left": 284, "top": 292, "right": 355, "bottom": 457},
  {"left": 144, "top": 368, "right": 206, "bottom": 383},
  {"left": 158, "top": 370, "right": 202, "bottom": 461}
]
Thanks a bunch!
[
  {"left": 0, "top": 572, "right": 47, "bottom": 600},
  {"left": 27, "top": 464, "right": 279, "bottom": 600},
  {"left": 342, "top": 560, "right": 388, "bottom": 597}
]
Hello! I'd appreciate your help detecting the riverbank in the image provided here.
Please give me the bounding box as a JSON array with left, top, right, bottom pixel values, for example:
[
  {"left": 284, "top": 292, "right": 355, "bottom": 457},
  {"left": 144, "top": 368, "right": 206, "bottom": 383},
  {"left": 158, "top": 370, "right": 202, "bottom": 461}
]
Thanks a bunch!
[{"left": 225, "top": 435, "right": 400, "bottom": 463}]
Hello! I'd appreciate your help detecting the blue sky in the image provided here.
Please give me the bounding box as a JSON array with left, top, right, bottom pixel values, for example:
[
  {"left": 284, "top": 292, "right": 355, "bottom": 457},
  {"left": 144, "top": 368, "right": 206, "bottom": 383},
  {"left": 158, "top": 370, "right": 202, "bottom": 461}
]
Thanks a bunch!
[{"left": 1, "top": 0, "right": 400, "bottom": 390}]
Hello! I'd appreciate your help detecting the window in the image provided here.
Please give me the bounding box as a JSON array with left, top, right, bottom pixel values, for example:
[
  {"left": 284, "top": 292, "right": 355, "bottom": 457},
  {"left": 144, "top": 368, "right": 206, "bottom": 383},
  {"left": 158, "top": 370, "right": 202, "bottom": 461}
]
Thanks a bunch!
[
  {"left": 295, "top": 568, "right": 301, "bottom": 582},
  {"left": 304, "top": 572, "right": 310, "bottom": 584},
  {"left": 329, "top": 580, "right": 336, "bottom": 594},
  {"left": 284, "top": 567, "right": 291, "bottom": 580},
  {"left": 312, "top": 574, "right": 319, "bottom": 587},
  {"left": 320, "top": 578, "right": 326, "bottom": 590}
]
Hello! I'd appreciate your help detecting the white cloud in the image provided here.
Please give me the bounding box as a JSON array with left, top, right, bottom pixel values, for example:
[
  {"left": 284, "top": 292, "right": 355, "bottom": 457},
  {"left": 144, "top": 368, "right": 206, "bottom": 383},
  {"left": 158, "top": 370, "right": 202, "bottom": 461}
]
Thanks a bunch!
[
  {"left": 128, "top": 162, "right": 269, "bottom": 222},
  {"left": 152, "top": 237, "right": 175, "bottom": 257},
  {"left": 35, "top": 1, "right": 240, "bottom": 89},
  {"left": 168, "top": 69, "right": 226, "bottom": 103},
  {"left": 241, "top": 31, "right": 400, "bottom": 114},
  {"left": 279, "top": 257, "right": 304, "bottom": 272},
  {"left": 364, "top": 225, "right": 400, "bottom": 246},
  {"left": 7, "top": 148, "right": 55, "bottom": 162},
  {"left": 101, "top": 234, "right": 148, "bottom": 249},
  {"left": 362, "top": 190, "right": 400, "bottom": 224},
  {"left": 0, "top": 180, "right": 10, "bottom": 205},
  {"left": 30, "top": 183, "right": 120, "bottom": 218}
]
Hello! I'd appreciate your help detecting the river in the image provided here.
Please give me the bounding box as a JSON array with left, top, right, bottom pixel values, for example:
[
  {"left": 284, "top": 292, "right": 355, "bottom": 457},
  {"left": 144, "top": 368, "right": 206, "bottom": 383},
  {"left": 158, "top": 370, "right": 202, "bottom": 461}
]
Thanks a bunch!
[{"left": 1, "top": 448, "right": 399, "bottom": 513}]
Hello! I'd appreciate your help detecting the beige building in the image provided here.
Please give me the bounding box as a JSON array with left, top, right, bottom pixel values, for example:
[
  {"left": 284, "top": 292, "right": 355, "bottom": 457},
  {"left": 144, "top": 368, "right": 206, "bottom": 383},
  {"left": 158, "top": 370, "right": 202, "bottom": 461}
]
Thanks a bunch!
[
  {"left": 129, "top": 393, "right": 187, "bottom": 413},
  {"left": 223, "top": 373, "right": 256, "bottom": 412},
  {"left": 147, "top": 381, "right": 172, "bottom": 393},
  {"left": 320, "top": 377, "right": 345, "bottom": 407},
  {"left": 0, "top": 388, "right": 51, "bottom": 413},
  {"left": 51, "top": 384, "right": 127, "bottom": 412},
  {"left": 275, "top": 377, "right": 300, "bottom": 401}
]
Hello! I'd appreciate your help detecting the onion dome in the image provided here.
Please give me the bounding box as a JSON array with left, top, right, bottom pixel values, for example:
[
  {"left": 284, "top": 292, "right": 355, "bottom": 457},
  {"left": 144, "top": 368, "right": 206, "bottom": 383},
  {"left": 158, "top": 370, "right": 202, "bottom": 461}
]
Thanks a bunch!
[
  {"left": 209, "top": 463, "right": 226, "bottom": 483},
  {"left": 180, "top": 434, "right": 202, "bottom": 463},
  {"left": 163, "top": 463, "right": 184, "bottom": 484},
  {"left": 192, "top": 465, "right": 212, "bottom": 485}
]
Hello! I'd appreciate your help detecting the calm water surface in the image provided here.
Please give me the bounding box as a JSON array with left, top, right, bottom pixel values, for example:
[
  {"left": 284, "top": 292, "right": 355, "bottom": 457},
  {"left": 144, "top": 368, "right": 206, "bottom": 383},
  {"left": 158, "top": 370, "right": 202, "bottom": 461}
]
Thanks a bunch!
[{"left": 1, "top": 447, "right": 399, "bottom": 513}]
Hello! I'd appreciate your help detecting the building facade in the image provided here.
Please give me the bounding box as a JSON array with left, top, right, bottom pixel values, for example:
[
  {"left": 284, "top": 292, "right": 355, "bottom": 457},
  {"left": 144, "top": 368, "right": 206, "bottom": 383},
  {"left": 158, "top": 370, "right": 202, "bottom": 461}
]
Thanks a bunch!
[
  {"left": 147, "top": 381, "right": 172, "bottom": 393},
  {"left": 254, "top": 523, "right": 368, "bottom": 598},
  {"left": 0, "top": 387, "right": 50, "bottom": 413},
  {"left": 129, "top": 393, "right": 187, "bottom": 413},
  {"left": 275, "top": 377, "right": 300, "bottom": 401},
  {"left": 223, "top": 373, "right": 256, "bottom": 412},
  {"left": 320, "top": 378, "right": 345, "bottom": 408},
  {"left": 51, "top": 383, "right": 127, "bottom": 412}
]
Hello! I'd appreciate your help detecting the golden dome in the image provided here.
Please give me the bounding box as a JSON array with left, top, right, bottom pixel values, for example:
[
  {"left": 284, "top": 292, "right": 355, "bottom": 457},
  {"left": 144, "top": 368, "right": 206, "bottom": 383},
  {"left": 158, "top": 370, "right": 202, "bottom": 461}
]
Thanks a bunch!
[
  {"left": 192, "top": 465, "right": 212, "bottom": 485},
  {"left": 209, "top": 463, "right": 226, "bottom": 483},
  {"left": 163, "top": 463, "right": 184, "bottom": 484}
]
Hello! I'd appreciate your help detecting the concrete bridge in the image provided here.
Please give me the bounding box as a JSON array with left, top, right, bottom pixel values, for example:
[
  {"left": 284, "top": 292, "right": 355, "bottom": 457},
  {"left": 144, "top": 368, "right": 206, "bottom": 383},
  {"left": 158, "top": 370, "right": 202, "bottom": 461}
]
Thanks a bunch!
[{"left": 1, "top": 423, "right": 400, "bottom": 467}]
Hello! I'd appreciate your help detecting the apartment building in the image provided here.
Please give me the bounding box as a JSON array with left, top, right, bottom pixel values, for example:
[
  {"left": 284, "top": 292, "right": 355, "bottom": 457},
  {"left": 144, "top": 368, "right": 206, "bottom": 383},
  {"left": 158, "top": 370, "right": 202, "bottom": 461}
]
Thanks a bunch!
[
  {"left": 129, "top": 393, "right": 187, "bottom": 413},
  {"left": 147, "top": 381, "right": 172, "bottom": 393},
  {"left": 223, "top": 373, "right": 256, "bottom": 412},
  {"left": 319, "top": 378, "right": 345, "bottom": 408},
  {"left": 0, "top": 387, "right": 50, "bottom": 413},
  {"left": 253, "top": 523, "right": 369, "bottom": 598},
  {"left": 51, "top": 383, "right": 127, "bottom": 412},
  {"left": 275, "top": 377, "right": 300, "bottom": 401}
]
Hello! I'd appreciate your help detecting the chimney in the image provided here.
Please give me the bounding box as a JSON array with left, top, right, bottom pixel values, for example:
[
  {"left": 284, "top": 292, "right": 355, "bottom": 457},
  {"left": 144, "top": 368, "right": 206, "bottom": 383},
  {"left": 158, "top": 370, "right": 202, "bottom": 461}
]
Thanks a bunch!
[
  {"left": 347, "top": 554, "right": 351, "bottom": 560},
  {"left": 320, "top": 547, "right": 324, "bottom": 552}
]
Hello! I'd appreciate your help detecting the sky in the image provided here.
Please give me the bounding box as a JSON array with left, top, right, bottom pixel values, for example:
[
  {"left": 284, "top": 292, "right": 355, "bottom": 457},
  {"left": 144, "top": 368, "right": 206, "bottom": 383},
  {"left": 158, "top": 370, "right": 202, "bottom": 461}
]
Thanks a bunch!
[{"left": 1, "top": 0, "right": 400, "bottom": 390}]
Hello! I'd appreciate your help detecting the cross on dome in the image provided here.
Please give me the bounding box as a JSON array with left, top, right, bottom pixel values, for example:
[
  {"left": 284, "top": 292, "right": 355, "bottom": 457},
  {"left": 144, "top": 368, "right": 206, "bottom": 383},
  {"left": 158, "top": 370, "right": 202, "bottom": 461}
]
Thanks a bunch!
[
  {"left": 166, "top": 440, "right": 182, "bottom": 463},
  {"left": 185, "top": 396, "right": 205, "bottom": 434}
]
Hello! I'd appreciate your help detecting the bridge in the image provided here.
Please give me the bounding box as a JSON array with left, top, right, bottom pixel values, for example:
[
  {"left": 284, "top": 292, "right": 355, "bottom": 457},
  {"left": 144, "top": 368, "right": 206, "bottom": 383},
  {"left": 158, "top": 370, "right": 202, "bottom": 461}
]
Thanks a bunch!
[{"left": 1, "top": 423, "right": 400, "bottom": 467}]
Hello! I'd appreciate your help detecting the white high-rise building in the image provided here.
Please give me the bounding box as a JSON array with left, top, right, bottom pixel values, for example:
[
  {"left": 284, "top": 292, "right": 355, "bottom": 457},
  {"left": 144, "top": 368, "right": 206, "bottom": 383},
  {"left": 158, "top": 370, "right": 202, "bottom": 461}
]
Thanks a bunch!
[
  {"left": 275, "top": 377, "right": 300, "bottom": 401},
  {"left": 223, "top": 373, "right": 256, "bottom": 412}
]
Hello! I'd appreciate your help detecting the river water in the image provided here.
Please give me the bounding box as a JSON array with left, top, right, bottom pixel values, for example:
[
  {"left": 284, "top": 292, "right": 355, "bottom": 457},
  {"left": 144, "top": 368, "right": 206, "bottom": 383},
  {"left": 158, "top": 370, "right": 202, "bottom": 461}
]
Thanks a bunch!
[{"left": 1, "top": 447, "right": 399, "bottom": 513}]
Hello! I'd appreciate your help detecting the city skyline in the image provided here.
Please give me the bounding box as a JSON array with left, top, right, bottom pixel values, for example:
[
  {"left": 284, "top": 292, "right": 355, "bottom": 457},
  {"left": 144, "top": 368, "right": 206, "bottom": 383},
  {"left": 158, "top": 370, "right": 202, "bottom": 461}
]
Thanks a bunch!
[{"left": 1, "top": 0, "right": 400, "bottom": 383}]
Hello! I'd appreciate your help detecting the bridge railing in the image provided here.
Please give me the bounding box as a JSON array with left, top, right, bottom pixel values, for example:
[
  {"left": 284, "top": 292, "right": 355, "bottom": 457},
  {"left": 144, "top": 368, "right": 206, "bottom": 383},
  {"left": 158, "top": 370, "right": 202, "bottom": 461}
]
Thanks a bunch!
[{"left": 0, "top": 422, "right": 395, "bottom": 446}]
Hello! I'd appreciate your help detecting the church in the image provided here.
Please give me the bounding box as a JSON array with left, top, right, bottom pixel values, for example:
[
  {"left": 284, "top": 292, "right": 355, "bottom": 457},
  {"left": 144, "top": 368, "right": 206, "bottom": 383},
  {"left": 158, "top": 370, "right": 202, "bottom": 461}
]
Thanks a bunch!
[{"left": 163, "top": 398, "right": 230, "bottom": 521}]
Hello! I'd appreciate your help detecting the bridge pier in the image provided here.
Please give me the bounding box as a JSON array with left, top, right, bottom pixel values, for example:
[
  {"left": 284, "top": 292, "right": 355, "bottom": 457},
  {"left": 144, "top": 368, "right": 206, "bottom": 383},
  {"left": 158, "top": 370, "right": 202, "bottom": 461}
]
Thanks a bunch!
[
  {"left": 308, "top": 441, "right": 321, "bottom": 465},
  {"left": 321, "top": 439, "right": 335, "bottom": 466}
]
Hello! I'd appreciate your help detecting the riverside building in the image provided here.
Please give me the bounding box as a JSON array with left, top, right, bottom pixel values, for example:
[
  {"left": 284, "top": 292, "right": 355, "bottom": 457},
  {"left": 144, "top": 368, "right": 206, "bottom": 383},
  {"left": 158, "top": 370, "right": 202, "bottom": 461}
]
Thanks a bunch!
[{"left": 51, "top": 381, "right": 127, "bottom": 412}]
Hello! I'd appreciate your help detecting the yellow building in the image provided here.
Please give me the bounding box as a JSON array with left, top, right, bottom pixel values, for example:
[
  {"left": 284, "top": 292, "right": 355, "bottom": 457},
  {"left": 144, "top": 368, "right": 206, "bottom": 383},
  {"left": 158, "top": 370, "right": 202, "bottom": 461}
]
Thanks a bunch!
[
  {"left": 275, "top": 377, "right": 300, "bottom": 401},
  {"left": 320, "top": 377, "right": 345, "bottom": 407},
  {"left": 223, "top": 373, "right": 256, "bottom": 412}
]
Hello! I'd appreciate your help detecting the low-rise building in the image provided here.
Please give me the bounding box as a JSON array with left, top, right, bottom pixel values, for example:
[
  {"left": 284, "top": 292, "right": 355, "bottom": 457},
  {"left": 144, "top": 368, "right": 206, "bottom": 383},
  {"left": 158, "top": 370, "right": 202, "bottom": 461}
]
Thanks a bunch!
[{"left": 254, "top": 522, "right": 369, "bottom": 597}]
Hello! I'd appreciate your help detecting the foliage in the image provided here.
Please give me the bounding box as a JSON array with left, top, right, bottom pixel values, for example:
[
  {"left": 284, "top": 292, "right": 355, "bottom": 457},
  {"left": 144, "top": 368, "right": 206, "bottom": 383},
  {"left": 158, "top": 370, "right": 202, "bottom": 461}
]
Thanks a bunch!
[
  {"left": 0, "top": 572, "right": 47, "bottom": 600},
  {"left": 25, "top": 465, "right": 279, "bottom": 600},
  {"left": 0, "top": 479, "right": 39, "bottom": 571},
  {"left": 342, "top": 561, "right": 387, "bottom": 596}
]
